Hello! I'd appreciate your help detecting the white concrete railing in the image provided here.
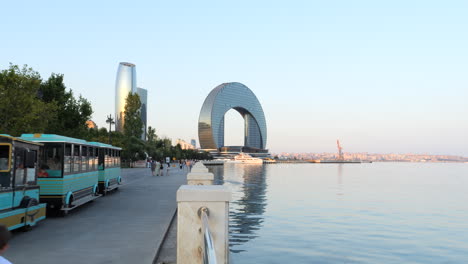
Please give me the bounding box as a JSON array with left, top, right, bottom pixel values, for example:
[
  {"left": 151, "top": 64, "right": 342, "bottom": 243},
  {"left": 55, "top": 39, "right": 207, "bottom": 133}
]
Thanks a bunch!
[{"left": 177, "top": 163, "right": 231, "bottom": 264}]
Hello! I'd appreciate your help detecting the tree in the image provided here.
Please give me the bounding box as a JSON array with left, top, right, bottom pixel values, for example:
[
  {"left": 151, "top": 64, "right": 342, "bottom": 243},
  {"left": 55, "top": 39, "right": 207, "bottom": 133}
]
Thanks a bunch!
[
  {"left": 0, "top": 64, "right": 55, "bottom": 136},
  {"left": 147, "top": 126, "right": 157, "bottom": 143},
  {"left": 39, "top": 73, "right": 93, "bottom": 138},
  {"left": 121, "top": 92, "right": 145, "bottom": 162},
  {"left": 123, "top": 92, "right": 143, "bottom": 139}
]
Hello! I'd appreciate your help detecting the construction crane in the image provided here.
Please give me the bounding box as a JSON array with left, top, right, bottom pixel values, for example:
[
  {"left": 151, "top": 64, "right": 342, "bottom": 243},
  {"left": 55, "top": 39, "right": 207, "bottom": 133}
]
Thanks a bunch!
[{"left": 336, "top": 139, "right": 344, "bottom": 161}]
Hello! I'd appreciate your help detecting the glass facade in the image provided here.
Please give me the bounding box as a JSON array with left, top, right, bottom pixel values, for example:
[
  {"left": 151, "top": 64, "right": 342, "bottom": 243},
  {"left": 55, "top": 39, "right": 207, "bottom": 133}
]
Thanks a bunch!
[
  {"left": 198, "top": 82, "right": 267, "bottom": 150},
  {"left": 136, "top": 87, "right": 148, "bottom": 140},
  {"left": 115, "top": 62, "right": 137, "bottom": 132}
]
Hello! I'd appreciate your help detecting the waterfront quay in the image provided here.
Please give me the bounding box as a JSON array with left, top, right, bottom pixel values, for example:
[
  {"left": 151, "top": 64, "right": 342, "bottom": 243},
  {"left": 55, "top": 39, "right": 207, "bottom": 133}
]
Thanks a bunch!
[{"left": 5, "top": 167, "right": 187, "bottom": 264}]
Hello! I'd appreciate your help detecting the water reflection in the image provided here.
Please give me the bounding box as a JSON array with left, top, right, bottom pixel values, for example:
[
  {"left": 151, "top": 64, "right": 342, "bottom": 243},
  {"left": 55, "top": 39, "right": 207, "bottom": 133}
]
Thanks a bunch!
[
  {"left": 208, "top": 164, "right": 268, "bottom": 253},
  {"left": 337, "top": 164, "right": 344, "bottom": 196}
]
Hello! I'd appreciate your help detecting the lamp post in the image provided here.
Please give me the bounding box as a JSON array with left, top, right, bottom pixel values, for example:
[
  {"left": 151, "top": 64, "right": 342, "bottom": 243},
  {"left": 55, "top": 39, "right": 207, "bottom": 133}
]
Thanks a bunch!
[{"left": 106, "top": 114, "right": 115, "bottom": 144}]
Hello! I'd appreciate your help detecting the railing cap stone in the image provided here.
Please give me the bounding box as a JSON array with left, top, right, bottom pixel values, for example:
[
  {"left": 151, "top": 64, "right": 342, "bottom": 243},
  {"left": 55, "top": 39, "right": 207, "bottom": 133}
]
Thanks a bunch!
[
  {"left": 177, "top": 185, "right": 231, "bottom": 202},
  {"left": 187, "top": 172, "right": 214, "bottom": 180}
]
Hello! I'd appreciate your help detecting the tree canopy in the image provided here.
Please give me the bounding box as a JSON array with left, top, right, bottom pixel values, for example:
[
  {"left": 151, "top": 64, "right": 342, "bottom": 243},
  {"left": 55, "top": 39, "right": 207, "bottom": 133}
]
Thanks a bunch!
[
  {"left": 0, "top": 64, "right": 55, "bottom": 136},
  {"left": 123, "top": 92, "right": 143, "bottom": 139},
  {"left": 0, "top": 63, "right": 211, "bottom": 163}
]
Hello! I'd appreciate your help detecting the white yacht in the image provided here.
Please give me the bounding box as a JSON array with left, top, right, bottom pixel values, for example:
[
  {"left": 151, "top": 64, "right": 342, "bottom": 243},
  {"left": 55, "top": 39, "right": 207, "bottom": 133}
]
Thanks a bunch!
[{"left": 226, "top": 153, "right": 263, "bottom": 164}]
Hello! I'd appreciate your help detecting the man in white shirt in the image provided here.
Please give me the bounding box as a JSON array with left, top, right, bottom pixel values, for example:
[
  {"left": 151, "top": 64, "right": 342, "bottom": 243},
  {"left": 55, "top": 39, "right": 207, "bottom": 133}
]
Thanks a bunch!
[{"left": 0, "top": 225, "right": 11, "bottom": 264}]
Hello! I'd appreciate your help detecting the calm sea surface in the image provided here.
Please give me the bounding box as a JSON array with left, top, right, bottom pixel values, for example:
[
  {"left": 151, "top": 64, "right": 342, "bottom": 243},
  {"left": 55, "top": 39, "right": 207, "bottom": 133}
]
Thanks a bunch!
[{"left": 208, "top": 162, "right": 468, "bottom": 264}]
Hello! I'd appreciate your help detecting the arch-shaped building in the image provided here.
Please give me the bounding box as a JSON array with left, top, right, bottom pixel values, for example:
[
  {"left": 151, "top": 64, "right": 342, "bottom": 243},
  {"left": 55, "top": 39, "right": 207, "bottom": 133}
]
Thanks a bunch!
[{"left": 198, "top": 82, "right": 267, "bottom": 153}]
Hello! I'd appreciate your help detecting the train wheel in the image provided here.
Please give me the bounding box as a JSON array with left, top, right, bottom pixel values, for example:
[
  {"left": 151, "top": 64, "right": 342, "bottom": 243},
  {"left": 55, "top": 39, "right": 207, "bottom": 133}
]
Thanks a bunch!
[
  {"left": 21, "top": 198, "right": 39, "bottom": 231},
  {"left": 61, "top": 197, "right": 73, "bottom": 217}
]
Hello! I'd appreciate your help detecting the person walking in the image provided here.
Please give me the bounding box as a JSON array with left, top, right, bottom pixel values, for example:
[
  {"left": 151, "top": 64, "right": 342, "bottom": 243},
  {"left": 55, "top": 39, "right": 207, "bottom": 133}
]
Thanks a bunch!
[
  {"left": 159, "top": 160, "right": 164, "bottom": 176},
  {"left": 155, "top": 161, "right": 161, "bottom": 176},
  {"left": 0, "top": 224, "right": 12, "bottom": 264},
  {"left": 150, "top": 160, "right": 156, "bottom": 176}
]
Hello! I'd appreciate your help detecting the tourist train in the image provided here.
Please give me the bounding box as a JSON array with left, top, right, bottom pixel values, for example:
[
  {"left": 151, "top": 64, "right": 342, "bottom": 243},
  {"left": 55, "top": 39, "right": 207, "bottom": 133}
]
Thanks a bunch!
[{"left": 0, "top": 133, "right": 122, "bottom": 230}]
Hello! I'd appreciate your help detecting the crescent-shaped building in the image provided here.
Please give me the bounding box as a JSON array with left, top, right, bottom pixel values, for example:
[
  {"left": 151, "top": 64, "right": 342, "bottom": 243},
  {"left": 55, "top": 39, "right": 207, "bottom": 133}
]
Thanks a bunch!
[{"left": 198, "top": 82, "right": 268, "bottom": 156}]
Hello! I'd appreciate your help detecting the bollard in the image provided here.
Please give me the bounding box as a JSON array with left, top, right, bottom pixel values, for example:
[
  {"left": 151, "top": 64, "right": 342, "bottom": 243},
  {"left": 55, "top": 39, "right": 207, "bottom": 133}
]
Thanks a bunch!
[
  {"left": 177, "top": 185, "right": 231, "bottom": 264},
  {"left": 187, "top": 172, "right": 214, "bottom": 185}
]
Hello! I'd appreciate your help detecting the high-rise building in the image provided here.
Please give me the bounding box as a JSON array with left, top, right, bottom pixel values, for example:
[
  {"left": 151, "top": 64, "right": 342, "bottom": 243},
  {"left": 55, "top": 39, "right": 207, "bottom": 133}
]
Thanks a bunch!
[
  {"left": 136, "top": 87, "right": 148, "bottom": 140},
  {"left": 115, "top": 62, "right": 137, "bottom": 132},
  {"left": 190, "top": 139, "right": 196, "bottom": 148}
]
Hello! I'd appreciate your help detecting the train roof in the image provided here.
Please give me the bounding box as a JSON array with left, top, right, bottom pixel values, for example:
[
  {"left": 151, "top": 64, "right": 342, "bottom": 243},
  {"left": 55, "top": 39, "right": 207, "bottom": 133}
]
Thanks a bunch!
[
  {"left": 0, "top": 134, "right": 43, "bottom": 146},
  {"left": 88, "top": 141, "right": 122, "bottom": 150},
  {"left": 20, "top": 134, "right": 89, "bottom": 145},
  {"left": 19, "top": 134, "right": 121, "bottom": 149}
]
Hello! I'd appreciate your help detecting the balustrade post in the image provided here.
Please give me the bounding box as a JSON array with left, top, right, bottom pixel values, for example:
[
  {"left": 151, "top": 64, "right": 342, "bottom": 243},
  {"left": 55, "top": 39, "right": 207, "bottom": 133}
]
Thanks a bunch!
[
  {"left": 177, "top": 185, "right": 231, "bottom": 264},
  {"left": 187, "top": 172, "right": 214, "bottom": 185}
]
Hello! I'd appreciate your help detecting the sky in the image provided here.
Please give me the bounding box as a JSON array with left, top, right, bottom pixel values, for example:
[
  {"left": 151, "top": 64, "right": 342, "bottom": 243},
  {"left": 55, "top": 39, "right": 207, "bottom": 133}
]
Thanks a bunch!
[{"left": 1, "top": 0, "right": 467, "bottom": 156}]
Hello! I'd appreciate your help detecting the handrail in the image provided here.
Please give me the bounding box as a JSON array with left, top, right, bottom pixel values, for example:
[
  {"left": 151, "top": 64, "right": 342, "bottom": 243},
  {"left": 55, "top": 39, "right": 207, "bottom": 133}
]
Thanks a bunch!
[{"left": 199, "top": 207, "right": 217, "bottom": 264}]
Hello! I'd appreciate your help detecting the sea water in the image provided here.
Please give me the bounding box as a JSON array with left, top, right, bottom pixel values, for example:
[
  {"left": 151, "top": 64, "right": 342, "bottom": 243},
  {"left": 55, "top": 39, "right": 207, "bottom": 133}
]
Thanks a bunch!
[{"left": 209, "top": 162, "right": 468, "bottom": 264}]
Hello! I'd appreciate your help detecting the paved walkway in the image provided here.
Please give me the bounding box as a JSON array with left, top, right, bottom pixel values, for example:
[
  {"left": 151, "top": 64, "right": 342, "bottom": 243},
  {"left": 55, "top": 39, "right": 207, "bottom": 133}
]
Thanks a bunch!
[{"left": 5, "top": 166, "right": 188, "bottom": 264}]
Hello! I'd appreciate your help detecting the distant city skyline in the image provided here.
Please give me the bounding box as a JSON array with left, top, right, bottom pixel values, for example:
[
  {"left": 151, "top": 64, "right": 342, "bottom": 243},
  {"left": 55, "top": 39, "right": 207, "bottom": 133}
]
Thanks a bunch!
[{"left": 1, "top": 1, "right": 467, "bottom": 156}]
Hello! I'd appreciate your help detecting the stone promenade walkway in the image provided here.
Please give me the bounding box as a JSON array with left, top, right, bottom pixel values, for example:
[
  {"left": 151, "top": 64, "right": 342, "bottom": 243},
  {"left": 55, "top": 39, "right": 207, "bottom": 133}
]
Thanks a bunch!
[{"left": 5, "top": 166, "right": 187, "bottom": 264}]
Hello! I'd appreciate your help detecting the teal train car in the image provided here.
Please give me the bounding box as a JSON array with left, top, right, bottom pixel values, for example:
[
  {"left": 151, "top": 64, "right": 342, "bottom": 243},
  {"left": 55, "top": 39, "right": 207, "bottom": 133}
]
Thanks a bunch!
[
  {"left": 0, "top": 135, "right": 47, "bottom": 230},
  {"left": 20, "top": 134, "right": 105, "bottom": 214},
  {"left": 88, "top": 142, "right": 122, "bottom": 195}
]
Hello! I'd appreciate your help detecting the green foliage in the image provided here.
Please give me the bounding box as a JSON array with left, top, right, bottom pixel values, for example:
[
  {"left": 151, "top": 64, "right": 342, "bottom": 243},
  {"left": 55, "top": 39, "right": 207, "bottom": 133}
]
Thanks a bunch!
[
  {"left": 0, "top": 64, "right": 210, "bottom": 162},
  {"left": 40, "top": 73, "right": 93, "bottom": 138},
  {"left": 123, "top": 92, "right": 143, "bottom": 139},
  {"left": 0, "top": 64, "right": 93, "bottom": 138},
  {"left": 121, "top": 136, "right": 146, "bottom": 161},
  {"left": 0, "top": 64, "right": 55, "bottom": 136}
]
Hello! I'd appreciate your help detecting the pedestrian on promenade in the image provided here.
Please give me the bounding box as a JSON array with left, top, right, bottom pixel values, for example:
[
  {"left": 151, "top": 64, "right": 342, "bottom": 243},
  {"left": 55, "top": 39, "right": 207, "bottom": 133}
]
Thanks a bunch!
[
  {"left": 150, "top": 160, "right": 156, "bottom": 176},
  {"left": 155, "top": 161, "right": 161, "bottom": 176},
  {"left": 179, "top": 160, "right": 183, "bottom": 170},
  {"left": 188, "top": 160, "right": 193, "bottom": 171},
  {"left": 159, "top": 160, "right": 164, "bottom": 176},
  {"left": 0, "top": 224, "right": 12, "bottom": 264}
]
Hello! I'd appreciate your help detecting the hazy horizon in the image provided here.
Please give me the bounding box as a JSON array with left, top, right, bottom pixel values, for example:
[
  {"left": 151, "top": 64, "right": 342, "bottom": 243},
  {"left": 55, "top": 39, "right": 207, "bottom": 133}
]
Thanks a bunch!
[{"left": 1, "top": 1, "right": 467, "bottom": 156}]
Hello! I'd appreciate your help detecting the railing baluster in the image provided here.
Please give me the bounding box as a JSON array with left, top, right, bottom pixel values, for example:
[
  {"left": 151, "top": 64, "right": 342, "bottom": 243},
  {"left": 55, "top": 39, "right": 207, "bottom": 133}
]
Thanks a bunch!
[{"left": 200, "top": 207, "right": 217, "bottom": 264}]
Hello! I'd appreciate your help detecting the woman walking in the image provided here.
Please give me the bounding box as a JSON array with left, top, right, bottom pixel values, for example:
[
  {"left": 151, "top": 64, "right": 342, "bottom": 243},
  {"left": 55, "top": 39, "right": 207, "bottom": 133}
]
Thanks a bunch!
[
  {"left": 150, "top": 160, "right": 156, "bottom": 176},
  {"left": 159, "top": 160, "right": 164, "bottom": 176}
]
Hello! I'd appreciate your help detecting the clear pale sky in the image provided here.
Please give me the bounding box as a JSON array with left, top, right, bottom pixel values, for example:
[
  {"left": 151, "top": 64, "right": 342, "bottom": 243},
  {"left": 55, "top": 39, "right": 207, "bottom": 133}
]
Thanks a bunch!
[{"left": 1, "top": 1, "right": 467, "bottom": 156}]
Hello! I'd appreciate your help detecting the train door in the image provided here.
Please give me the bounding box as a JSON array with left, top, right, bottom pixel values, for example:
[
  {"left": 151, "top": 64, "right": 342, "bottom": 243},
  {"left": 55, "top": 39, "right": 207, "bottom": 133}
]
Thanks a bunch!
[
  {"left": 0, "top": 143, "right": 13, "bottom": 210},
  {"left": 12, "top": 145, "right": 37, "bottom": 207}
]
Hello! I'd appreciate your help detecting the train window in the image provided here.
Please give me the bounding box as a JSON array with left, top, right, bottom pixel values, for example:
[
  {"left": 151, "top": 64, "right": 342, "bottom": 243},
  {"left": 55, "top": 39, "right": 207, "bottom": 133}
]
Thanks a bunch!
[
  {"left": 41, "top": 144, "right": 63, "bottom": 177},
  {"left": 25, "top": 150, "right": 37, "bottom": 184},
  {"left": 111, "top": 149, "right": 115, "bottom": 167},
  {"left": 98, "top": 148, "right": 105, "bottom": 170},
  {"left": 15, "top": 148, "right": 26, "bottom": 186},
  {"left": 94, "top": 148, "right": 99, "bottom": 170},
  {"left": 88, "top": 147, "right": 93, "bottom": 170},
  {"left": 82, "top": 146, "right": 88, "bottom": 171},
  {"left": 117, "top": 150, "right": 121, "bottom": 166},
  {"left": 105, "top": 149, "right": 110, "bottom": 167},
  {"left": 64, "top": 144, "right": 72, "bottom": 174},
  {"left": 0, "top": 144, "right": 11, "bottom": 171},
  {"left": 73, "top": 145, "right": 80, "bottom": 173}
]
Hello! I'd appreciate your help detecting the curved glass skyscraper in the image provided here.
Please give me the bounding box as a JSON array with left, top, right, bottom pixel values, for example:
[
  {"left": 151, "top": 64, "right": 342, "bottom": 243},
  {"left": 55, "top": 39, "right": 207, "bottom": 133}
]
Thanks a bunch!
[{"left": 115, "top": 62, "right": 137, "bottom": 132}]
